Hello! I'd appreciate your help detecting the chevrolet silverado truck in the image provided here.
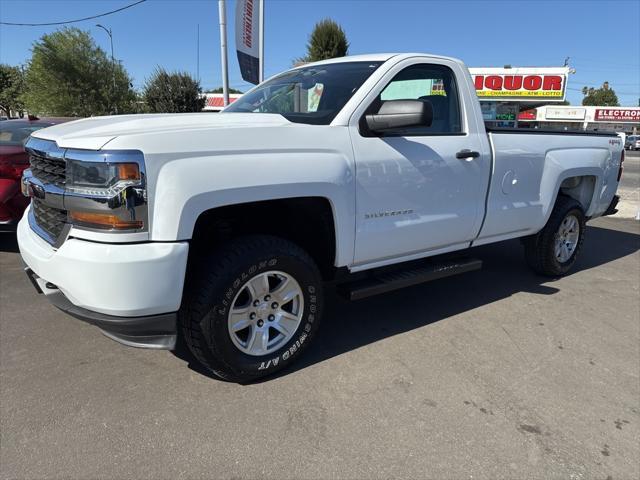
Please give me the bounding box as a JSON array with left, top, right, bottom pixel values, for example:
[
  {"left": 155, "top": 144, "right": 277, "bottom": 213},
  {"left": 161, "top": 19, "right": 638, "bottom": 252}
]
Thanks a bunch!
[{"left": 18, "top": 53, "right": 624, "bottom": 382}]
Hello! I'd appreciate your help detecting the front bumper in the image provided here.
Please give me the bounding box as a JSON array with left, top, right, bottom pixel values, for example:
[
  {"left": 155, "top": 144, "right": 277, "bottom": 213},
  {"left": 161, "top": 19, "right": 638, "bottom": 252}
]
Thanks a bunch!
[
  {"left": 17, "top": 211, "right": 189, "bottom": 349},
  {"left": 26, "top": 268, "right": 177, "bottom": 349}
]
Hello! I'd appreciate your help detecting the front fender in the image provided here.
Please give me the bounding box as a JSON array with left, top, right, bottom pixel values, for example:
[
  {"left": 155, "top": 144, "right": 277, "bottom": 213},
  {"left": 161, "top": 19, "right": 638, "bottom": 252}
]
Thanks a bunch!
[{"left": 149, "top": 149, "right": 356, "bottom": 267}]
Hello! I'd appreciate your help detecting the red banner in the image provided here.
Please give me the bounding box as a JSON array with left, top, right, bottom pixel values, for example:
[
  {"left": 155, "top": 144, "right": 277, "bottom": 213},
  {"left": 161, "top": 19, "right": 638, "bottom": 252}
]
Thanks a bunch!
[{"left": 518, "top": 109, "right": 537, "bottom": 120}]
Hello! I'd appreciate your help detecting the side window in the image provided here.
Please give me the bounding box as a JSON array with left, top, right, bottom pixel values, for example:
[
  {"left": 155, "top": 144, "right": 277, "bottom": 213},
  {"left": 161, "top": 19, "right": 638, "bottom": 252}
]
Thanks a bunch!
[{"left": 377, "top": 63, "right": 462, "bottom": 135}]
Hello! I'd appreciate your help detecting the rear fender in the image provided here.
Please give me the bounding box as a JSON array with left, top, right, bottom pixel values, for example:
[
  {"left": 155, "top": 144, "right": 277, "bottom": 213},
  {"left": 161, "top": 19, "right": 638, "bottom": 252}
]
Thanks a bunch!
[{"left": 541, "top": 147, "right": 613, "bottom": 221}]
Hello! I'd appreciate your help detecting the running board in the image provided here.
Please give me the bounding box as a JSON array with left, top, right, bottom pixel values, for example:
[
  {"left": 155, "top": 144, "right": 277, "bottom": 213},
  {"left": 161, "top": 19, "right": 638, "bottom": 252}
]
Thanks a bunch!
[{"left": 341, "top": 257, "right": 482, "bottom": 301}]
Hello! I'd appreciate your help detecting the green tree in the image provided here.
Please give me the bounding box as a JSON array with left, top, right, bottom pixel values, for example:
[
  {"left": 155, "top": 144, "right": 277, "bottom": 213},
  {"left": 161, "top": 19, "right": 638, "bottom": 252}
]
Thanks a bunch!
[
  {"left": 0, "top": 64, "right": 25, "bottom": 117},
  {"left": 130, "top": 91, "right": 150, "bottom": 114},
  {"left": 22, "top": 28, "right": 135, "bottom": 116},
  {"left": 205, "top": 87, "right": 243, "bottom": 94},
  {"left": 300, "top": 19, "right": 349, "bottom": 63},
  {"left": 581, "top": 82, "right": 619, "bottom": 106},
  {"left": 143, "top": 68, "right": 205, "bottom": 113}
]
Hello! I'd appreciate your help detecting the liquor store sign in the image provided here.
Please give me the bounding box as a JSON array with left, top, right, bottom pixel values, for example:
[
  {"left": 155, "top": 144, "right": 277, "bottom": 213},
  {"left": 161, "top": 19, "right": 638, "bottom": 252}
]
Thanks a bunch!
[{"left": 469, "top": 67, "right": 569, "bottom": 102}]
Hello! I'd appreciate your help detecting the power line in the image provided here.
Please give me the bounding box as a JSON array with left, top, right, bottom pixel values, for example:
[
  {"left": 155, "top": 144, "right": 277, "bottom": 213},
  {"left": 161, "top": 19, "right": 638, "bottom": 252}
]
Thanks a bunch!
[{"left": 0, "top": 0, "right": 147, "bottom": 26}]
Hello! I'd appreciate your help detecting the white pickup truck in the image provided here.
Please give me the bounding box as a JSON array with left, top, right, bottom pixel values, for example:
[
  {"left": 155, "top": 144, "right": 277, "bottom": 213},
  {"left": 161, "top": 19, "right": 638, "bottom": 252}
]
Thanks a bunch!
[{"left": 18, "top": 53, "right": 624, "bottom": 381}]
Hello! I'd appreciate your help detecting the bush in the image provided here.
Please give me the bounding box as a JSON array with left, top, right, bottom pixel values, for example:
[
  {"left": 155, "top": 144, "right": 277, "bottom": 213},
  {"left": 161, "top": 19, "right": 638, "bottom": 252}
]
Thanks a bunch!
[{"left": 143, "top": 68, "right": 205, "bottom": 113}]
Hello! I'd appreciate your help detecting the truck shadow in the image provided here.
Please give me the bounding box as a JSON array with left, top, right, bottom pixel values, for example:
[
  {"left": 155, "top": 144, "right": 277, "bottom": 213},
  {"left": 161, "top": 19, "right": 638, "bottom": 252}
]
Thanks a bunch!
[{"left": 174, "top": 220, "right": 639, "bottom": 383}]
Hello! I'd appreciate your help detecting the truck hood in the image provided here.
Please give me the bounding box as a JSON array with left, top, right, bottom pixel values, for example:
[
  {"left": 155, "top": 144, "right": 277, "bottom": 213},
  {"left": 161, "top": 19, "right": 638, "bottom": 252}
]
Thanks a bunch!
[{"left": 31, "top": 113, "right": 293, "bottom": 150}]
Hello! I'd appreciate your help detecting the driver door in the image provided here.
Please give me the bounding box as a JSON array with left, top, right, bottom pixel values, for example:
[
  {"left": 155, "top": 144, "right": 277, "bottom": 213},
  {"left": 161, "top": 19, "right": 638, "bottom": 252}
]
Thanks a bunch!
[{"left": 350, "top": 60, "right": 489, "bottom": 267}]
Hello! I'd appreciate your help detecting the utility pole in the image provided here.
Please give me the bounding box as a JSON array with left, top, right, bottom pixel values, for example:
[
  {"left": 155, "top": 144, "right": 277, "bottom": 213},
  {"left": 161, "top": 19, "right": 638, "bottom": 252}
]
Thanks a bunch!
[
  {"left": 197, "top": 24, "right": 200, "bottom": 83},
  {"left": 96, "top": 24, "right": 117, "bottom": 114},
  {"left": 218, "top": 0, "right": 230, "bottom": 106},
  {"left": 20, "top": 64, "right": 25, "bottom": 118},
  {"left": 259, "top": 0, "right": 264, "bottom": 83}
]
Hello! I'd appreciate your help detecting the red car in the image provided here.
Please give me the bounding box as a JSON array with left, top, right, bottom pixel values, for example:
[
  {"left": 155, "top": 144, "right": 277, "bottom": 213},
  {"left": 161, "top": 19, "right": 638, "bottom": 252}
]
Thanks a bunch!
[{"left": 0, "top": 117, "right": 73, "bottom": 230}]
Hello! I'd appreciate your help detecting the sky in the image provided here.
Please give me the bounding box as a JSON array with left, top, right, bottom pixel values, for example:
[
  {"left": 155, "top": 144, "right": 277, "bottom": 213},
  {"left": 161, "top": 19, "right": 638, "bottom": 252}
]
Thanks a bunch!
[{"left": 1, "top": 0, "right": 639, "bottom": 106}]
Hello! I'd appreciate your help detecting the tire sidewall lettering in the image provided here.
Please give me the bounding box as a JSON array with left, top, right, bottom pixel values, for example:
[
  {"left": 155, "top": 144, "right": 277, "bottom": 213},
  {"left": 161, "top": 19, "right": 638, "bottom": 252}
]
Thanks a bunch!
[
  {"left": 208, "top": 255, "right": 321, "bottom": 375},
  {"left": 215, "top": 258, "right": 278, "bottom": 318},
  {"left": 262, "top": 288, "right": 317, "bottom": 371}
]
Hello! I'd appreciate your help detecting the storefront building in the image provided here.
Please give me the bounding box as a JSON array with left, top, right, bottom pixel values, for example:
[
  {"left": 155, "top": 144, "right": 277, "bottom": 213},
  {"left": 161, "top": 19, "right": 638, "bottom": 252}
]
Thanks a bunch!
[
  {"left": 469, "top": 67, "right": 570, "bottom": 129},
  {"left": 518, "top": 106, "right": 640, "bottom": 134},
  {"left": 202, "top": 93, "right": 241, "bottom": 111}
]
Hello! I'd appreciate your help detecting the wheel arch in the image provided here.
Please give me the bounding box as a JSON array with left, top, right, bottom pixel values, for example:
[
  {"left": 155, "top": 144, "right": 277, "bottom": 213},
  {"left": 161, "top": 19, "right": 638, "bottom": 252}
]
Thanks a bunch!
[
  {"left": 189, "top": 197, "right": 340, "bottom": 279},
  {"left": 541, "top": 146, "right": 612, "bottom": 223},
  {"left": 558, "top": 175, "right": 597, "bottom": 215}
]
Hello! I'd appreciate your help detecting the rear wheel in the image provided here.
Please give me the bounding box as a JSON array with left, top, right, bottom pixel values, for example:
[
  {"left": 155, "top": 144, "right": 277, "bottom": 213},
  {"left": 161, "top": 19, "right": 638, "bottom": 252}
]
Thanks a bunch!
[
  {"left": 179, "top": 235, "right": 323, "bottom": 382},
  {"left": 523, "top": 195, "right": 586, "bottom": 276}
]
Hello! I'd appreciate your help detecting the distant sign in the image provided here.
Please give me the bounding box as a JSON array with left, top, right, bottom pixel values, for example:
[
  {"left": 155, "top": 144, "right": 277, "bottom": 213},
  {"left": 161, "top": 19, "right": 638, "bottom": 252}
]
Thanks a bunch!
[
  {"left": 545, "top": 107, "right": 586, "bottom": 120},
  {"left": 469, "top": 67, "right": 569, "bottom": 102},
  {"left": 496, "top": 103, "right": 518, "bottom": 122},
  {"left": 594, "top": 108, "right": 640, "bottom": 122},
  {"left": 518, "top": 109, "right": 537, "bottom": 120}
]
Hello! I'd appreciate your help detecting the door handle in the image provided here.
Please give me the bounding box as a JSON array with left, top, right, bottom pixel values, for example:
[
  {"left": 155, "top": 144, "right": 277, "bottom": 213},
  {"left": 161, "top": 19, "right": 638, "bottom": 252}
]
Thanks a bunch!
[{"left": 456, "top": 149, "right": 480, "bottom": 160}]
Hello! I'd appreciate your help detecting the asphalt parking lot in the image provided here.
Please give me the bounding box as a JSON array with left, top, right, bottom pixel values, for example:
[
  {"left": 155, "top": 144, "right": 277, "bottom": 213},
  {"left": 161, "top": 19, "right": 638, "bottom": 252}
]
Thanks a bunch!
[{"left": 1, "top": 168, "right": 639, "bottom": 479}]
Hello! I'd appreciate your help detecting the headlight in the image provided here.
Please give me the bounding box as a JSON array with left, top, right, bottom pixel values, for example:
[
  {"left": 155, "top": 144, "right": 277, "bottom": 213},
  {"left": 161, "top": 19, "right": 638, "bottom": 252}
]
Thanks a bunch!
[
  {"left": 62, "top": 152, "right": 148, "bottom": 233},
  {"left": 66, "top": 159, "right": 142, "bottom": 196}
]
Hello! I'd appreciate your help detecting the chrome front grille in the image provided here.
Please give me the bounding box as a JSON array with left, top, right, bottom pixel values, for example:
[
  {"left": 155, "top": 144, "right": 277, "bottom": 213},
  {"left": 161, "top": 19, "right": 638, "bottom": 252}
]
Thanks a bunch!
[
  {"left": 32, "top": 199, "right": 67, "bottom": 241},
  {"left": 25, "top": 140, "right": 68, "bottom": 245},
  {"left": 29, "top": 152, "right": 66, "bottom": 188}
]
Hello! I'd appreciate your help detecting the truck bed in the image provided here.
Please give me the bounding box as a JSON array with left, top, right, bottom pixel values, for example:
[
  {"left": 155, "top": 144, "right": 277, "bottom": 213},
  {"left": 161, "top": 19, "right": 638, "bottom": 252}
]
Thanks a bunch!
[{"left": 474, "top": 130, "right": 623, "bottom": 246}]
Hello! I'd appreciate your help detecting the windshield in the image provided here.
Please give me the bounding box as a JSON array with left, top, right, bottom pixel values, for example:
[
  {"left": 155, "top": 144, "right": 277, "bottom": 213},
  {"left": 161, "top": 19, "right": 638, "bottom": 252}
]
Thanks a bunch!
[
  {"left": 0, "top": 122, "right": 52, "bottom": 147},
  {"left": 225, "top": 61, "right": 383, "bottom": 125}
]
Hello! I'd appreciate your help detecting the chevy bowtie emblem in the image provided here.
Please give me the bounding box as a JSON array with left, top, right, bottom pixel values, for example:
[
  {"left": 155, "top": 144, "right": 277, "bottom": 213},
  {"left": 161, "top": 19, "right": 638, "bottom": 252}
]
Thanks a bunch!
[{"left": 27, "top": 182, "right": 45, "bottom": 199}]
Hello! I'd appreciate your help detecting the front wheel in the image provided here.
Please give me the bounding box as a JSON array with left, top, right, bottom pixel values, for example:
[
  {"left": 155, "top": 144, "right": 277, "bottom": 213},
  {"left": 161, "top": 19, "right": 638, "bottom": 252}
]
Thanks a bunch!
[
  {"left": 523, "top": 195, "right": 586, "bottom": 276},
  {"left": 180, "top": 235, "right": 323, "bottom": 382}
]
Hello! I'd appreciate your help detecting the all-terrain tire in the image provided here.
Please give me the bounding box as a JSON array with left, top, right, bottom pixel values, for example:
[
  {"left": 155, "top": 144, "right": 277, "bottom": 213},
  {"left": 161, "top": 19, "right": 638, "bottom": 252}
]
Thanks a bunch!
[
  {"left": 179, "top": 235, "right": 323, "bottom": 382},
  {"left": 523, "top": 195, "right": 586, "bottom": 277}
]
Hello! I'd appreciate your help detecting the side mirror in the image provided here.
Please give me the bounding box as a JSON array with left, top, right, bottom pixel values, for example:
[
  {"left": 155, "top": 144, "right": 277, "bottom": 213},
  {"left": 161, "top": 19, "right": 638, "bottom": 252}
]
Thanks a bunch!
[{"left": 365, "top": 99, "right": 433, "bottom": 133}]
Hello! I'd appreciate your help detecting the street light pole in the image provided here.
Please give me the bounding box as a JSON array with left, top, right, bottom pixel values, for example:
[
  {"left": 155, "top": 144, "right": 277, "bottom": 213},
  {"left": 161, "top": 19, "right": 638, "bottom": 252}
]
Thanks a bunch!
[
  {"left": 259, "top": 0, "right": 264, "bottom": 83},
  {"left": 96, "top": 24, "right": 117, "bottom": 114},
  {"left": 218, "top": 0, "right": 230, "bottom": 106}
]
